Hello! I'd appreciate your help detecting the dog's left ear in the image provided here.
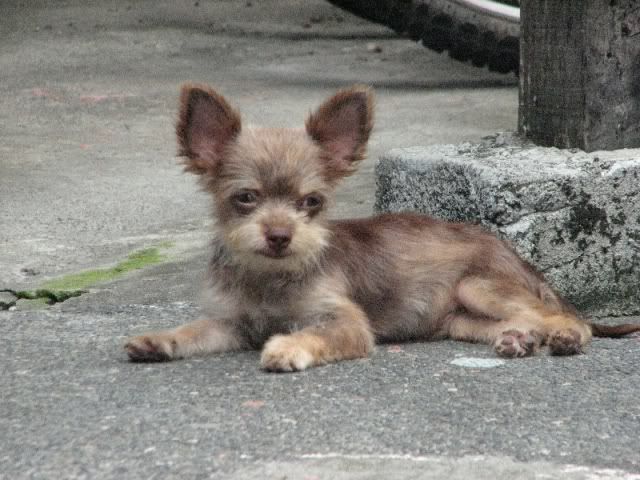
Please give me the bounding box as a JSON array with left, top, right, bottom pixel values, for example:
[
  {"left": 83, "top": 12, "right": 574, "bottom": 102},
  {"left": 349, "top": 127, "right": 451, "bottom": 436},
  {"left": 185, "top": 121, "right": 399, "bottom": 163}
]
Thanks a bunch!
[{"left": 305, "top": 86, "right": 374, "bottom": 182}]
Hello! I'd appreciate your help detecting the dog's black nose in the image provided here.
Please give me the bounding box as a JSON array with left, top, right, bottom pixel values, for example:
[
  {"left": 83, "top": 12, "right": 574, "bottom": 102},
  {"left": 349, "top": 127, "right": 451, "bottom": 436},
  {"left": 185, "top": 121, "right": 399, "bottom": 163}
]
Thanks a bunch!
[{"left": 266, "top": 227, "right": 292, "bottom": 251}]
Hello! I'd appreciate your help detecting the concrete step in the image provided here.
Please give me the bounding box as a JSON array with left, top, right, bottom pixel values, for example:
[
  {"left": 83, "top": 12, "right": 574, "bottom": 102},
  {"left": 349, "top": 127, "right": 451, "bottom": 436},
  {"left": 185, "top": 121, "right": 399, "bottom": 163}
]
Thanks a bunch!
[{"left": 376, "top": 132, "right": 640, "bottom": 316}]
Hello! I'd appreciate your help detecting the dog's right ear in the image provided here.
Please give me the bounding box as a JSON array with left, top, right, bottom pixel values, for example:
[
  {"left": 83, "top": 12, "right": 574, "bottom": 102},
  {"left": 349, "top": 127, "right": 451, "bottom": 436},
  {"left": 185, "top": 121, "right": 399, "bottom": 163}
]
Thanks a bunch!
[{"left": 176, "top": 84, "right": 241, "bottom": 175}]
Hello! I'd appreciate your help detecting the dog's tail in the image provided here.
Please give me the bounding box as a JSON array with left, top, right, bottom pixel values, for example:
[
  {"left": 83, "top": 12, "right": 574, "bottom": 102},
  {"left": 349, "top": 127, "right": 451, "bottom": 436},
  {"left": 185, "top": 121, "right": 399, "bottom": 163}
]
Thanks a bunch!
[{"left": 589, "top": 322, "right": 640, "bottom": 338}]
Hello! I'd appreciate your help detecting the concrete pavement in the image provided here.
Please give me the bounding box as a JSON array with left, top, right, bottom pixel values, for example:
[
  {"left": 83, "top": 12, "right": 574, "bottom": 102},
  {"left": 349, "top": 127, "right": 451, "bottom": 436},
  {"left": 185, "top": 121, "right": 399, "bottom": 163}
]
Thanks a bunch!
[{"left": 2, "top": 1, "right": 639, "bottom": 478}]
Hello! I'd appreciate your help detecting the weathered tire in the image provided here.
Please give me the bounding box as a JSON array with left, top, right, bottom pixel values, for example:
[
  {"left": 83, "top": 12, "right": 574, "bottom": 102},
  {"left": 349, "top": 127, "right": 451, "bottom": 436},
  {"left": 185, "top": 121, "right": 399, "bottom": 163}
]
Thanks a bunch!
[{"left": 327, "top": 0, "right": 520, "bottom": 74}]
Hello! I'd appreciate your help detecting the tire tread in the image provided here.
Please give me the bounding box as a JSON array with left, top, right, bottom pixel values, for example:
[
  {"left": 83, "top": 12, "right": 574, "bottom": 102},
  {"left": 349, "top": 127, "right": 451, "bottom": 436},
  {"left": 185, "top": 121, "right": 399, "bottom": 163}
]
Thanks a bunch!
[{"left": 327, "top": 0, "right": 519, "bottom": 74}]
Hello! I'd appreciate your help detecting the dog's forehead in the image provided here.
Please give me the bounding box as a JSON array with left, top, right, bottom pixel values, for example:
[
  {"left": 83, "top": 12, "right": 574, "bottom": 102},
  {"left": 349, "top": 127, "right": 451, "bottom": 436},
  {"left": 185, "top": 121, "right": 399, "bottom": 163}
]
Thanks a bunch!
[{"left": 226, "top": 128, "right": 325, "bottom": 195}]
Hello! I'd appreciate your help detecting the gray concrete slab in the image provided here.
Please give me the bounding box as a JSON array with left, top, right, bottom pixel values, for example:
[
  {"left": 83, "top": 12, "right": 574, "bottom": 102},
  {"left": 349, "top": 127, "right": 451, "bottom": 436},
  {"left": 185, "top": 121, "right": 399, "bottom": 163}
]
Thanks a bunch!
[
  {"left": 3, "top": 1, "right": 639, "bottom": 479},
  {"left": 4, "top": 305, "right": 640, "bottom": 478}
]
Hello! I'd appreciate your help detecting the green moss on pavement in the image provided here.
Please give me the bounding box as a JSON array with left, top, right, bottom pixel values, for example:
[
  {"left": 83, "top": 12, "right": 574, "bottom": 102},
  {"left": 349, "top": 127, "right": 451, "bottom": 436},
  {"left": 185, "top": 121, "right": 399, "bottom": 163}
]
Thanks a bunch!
[
  {"left": 9, "top": 244, "right": 174, "bottom": 307},
  {"left": 42, "top": 247, "right": 167, "bottom": 291}
]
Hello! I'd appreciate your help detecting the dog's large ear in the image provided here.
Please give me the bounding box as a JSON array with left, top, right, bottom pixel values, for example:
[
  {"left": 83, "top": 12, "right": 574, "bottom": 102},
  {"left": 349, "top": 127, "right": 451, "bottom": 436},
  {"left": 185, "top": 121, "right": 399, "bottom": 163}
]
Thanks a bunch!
[
  {"left": 305, "top": 86, "right": 374, "bottom": 182},
  {"left": 177, "top": 84, "right": 241, "bottom": 175}
]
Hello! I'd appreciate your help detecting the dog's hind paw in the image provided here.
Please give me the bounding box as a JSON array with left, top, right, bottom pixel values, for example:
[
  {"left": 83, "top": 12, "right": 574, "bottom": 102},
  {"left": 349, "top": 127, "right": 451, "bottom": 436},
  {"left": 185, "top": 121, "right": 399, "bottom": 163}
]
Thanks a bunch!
[
  {"left": 548, "top": 328, "right": 584, "bottom": 356},
  {"left": 494, "top": 329, "right": 541, "bottom": 358}
]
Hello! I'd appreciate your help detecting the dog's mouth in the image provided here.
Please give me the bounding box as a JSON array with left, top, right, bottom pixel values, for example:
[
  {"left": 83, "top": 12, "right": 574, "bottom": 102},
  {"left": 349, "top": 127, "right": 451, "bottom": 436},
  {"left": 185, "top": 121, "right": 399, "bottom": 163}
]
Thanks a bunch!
[{"left": 257, "top": 248, "right": 292, "bottom": 259}]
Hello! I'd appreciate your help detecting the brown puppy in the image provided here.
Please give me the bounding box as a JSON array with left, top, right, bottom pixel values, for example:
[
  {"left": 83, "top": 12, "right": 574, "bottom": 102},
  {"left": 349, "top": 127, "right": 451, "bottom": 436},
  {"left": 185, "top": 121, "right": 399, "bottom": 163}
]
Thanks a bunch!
[{"left": 125, "top": 85, "right": 640, "bottom": 371}]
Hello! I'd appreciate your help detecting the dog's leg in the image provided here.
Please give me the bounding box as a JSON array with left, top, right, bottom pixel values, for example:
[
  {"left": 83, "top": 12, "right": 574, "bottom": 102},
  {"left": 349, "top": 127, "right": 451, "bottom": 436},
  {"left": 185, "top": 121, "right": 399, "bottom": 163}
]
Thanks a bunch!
[
  {"left": 125, "top": 319, "right": 244, "bottom": 362},
  {"left": 260, "top": 302, "right": 374, "bottom": 372},
  {"left": 452, "top": 276, "right": 591, "bottom": 357}
]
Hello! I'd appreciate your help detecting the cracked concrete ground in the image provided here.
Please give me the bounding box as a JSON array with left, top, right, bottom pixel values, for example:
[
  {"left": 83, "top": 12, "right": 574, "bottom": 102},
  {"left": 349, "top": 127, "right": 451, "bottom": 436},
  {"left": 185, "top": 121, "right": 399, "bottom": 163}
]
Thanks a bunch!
[{"left": 1, "top": 1, "right": 639, "bottom": 478}]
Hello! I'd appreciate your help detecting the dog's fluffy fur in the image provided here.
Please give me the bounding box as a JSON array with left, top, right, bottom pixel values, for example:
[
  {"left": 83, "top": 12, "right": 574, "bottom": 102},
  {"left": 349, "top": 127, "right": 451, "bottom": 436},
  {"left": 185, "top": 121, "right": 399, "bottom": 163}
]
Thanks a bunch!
[{"left": 125, "top": 84, "right": 640, "bottom": 371}]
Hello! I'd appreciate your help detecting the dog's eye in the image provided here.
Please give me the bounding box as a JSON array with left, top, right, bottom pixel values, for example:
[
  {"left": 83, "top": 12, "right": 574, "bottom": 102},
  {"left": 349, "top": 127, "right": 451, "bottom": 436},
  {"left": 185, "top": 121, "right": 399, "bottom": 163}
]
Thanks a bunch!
[
  {"left": 233, "top": 190, "right": 258, "bottom": 206},
  {"left": 300, "top": 194, "right": 323, "bottom": 211}
]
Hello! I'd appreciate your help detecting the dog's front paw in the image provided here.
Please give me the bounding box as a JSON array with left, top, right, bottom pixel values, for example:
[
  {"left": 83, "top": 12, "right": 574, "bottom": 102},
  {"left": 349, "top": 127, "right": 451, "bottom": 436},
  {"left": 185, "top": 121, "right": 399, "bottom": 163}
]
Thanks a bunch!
[
  {"left": 125, "top": 333, "right": 178, "bottom": 362},
  {"left": 260, "top": 335, "right": 317, "bottom": 372}
]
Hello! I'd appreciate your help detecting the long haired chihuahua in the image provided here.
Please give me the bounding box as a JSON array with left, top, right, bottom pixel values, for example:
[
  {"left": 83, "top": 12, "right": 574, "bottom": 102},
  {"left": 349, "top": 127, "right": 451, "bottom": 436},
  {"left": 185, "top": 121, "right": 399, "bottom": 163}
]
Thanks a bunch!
[{"left": 125, "top": 84, "right": 640, "bottom": 371}]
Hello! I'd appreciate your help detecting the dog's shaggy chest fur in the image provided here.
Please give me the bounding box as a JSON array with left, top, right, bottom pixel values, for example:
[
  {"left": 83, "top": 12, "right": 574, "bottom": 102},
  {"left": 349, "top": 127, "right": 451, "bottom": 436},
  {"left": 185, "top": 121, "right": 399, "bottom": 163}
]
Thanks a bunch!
[{"left": 124, "top": 84, "right": 640, "bottom": 371}]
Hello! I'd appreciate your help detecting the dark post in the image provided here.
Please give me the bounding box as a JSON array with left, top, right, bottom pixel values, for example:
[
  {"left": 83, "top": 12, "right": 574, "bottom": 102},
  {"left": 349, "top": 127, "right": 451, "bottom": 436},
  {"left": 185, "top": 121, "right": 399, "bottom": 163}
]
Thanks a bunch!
[{"left": 519, "top": 1, "right": 640, "bottom": 152}]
